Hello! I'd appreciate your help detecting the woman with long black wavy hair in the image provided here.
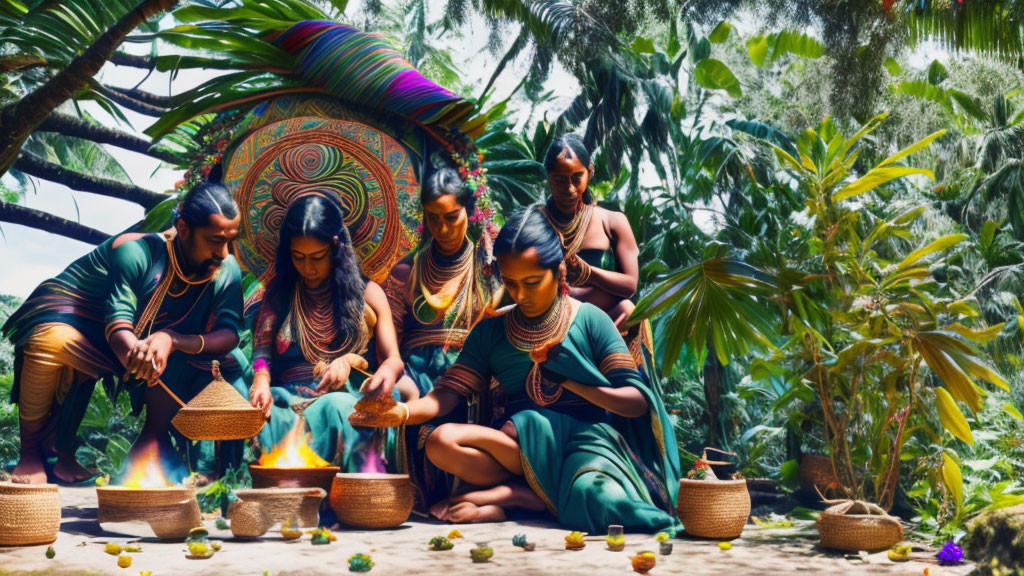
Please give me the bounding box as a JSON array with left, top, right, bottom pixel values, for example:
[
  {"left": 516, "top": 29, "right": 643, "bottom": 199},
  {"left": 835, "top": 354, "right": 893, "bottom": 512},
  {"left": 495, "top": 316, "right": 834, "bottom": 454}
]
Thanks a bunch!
[{"left": 248, "top": 194, "right": 407, "bottom": 471}]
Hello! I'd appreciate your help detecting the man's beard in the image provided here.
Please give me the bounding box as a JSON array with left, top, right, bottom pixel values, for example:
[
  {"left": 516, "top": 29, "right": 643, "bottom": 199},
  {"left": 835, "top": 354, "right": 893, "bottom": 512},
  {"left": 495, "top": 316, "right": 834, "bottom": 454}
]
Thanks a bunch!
[{"left": 200, "top": 257, "right": 224, "bottom": 272}]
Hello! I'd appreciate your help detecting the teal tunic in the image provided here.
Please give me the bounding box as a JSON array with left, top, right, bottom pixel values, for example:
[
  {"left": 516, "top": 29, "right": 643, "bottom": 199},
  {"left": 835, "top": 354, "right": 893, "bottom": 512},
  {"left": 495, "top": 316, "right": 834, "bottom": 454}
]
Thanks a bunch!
[
  {"left": 436, "top": 302, "right": 680, "bottom": 532},
  {"left": 252, "top": 287, "right": 397, "bottom": 472},
  {"left": 2, "top": 234, "right": 245, "bottom": 456}
]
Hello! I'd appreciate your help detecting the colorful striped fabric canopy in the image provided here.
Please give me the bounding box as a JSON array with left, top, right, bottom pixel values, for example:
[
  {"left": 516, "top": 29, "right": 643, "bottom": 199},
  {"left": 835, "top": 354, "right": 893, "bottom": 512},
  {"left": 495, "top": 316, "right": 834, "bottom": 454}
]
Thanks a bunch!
[{"left": 273, "top": 20, "right": 475, "bottom": 131}]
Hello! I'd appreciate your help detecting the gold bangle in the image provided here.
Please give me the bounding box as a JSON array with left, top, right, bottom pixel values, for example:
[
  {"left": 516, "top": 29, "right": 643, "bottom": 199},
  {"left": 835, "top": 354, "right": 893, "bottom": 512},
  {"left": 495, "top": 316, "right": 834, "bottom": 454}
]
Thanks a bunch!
[{"left": 196, "top": 334, "right": 205, "bottom": 355}]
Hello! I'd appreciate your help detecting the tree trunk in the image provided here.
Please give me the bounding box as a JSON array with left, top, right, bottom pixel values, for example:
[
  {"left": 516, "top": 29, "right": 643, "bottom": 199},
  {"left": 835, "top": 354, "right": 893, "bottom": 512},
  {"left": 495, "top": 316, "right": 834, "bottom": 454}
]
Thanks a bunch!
[
  {"left": 105, "top": 85, "right": 173, "bottom": 108},
  {"left": 39, "top": 113, "right": 182, "bottom": 164},
  {"left": 14, "top": 151, "right": 166, "bottom": 209},
  {"left": 0, "top": 0, "right": 179, "bottom": 176},
  {"left": 0, "top": 201, "right": 110, "bottom": 244},
  {"left": 97, "top": 84, "right": 169, "bottom": 117},
  {"left": 111, "top": 51, "right": 156, "bottom": 69},
  {"left": 703, "top": 348, "right": 723, "bottom": 447}
]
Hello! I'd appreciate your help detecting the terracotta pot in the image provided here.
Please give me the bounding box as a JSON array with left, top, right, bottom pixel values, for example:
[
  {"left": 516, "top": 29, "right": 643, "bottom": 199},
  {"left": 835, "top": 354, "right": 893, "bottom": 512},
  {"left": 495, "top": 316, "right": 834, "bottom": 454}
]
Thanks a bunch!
[{"left": 248, "top": 464, "right": 339, "bottom": 494}]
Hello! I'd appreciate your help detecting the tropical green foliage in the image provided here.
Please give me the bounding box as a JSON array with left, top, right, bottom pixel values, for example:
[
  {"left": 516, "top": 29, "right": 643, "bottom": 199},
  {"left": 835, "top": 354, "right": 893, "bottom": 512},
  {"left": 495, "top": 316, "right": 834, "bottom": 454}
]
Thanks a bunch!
[{"left": 1, "top": 0, "right": 1023, "bottom": 546}]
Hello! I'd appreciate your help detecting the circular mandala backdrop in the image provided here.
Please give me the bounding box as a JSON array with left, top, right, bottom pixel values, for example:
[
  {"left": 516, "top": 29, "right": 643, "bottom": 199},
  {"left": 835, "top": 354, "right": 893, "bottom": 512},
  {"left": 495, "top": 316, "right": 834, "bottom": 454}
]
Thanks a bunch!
[{"left": 223, "top": 116, "right": 420, "bottom": 284}]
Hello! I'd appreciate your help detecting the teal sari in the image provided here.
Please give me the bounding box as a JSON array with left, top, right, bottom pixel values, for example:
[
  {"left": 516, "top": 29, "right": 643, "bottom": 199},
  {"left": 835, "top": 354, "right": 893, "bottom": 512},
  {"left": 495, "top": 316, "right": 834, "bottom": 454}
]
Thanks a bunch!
[{"left": 436, "top": 301, "right": 680, "bottom": 532}]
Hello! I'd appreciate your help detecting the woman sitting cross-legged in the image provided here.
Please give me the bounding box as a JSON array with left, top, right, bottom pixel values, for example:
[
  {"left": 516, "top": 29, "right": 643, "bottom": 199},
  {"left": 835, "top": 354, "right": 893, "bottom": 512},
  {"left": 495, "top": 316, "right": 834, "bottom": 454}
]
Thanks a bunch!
[
  {"left": 351, "top": 205, "right": 680, "bottom": 533},
  {"left": 248, "top": 194, "right": 408, "bottom": 471}
]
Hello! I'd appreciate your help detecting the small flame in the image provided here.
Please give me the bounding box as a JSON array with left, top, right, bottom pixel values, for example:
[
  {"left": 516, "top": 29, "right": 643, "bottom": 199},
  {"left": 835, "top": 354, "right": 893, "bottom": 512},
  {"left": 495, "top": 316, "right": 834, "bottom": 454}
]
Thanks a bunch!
[
  {"left": 120, "top": 444, "right": 172, "bottom": 488},
  {"left": 258, "top": 419, "right": 329, "bottom": 468},
  {"left": 359, "top": 445, "right": 386, "bottom": 474}
]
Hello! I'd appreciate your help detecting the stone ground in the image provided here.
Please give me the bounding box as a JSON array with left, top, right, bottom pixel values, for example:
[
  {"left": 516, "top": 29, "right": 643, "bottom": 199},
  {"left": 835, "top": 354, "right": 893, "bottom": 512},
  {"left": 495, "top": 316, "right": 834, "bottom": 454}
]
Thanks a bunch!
[{"left": 0, "top": 487, "right": 974, "bottom": 576}]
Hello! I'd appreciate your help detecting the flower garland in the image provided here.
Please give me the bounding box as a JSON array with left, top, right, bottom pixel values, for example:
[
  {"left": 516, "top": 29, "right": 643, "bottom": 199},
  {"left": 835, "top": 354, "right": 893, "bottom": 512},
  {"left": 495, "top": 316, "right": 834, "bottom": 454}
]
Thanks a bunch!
[
  {"left": 172, "top": 110, "right": 243, "bottom": 194},
  {"left": 424, "top": 137, "right": 500, "bottom": 267}
]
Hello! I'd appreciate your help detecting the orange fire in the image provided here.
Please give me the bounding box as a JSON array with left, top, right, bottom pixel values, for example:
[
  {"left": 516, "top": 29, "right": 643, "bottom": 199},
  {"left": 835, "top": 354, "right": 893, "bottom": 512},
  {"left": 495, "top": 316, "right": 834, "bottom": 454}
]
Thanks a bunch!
[
  {"left": 120, "top": 444, "right": 173, "bottom": 488},
  {"left": 258, "top": 419, "right": 329, "bottom": 468}
]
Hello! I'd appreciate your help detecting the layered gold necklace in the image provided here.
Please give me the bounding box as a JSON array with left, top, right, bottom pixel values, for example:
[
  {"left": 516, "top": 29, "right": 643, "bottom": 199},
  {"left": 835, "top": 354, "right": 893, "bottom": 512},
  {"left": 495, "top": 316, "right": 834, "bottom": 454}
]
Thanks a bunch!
[
  {"left": 411, "top": 240, "right": 479, "bottom": 330},
  {"left": 543, "top": 200, "right": 594, "bottom": 259},
  {"left": 505, "top": 295, "right": 573, "bottom": 406},
  {"left": 134, "top": 239, "right": 213, "bottom": 338}
]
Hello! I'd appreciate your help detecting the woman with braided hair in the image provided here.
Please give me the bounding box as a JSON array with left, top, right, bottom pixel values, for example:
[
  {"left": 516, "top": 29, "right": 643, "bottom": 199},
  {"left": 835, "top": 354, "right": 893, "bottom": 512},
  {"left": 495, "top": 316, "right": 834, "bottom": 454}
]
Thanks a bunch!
[
  {"left": 383, "top": 164, "right": 503, "bottom": 511},
  {"left": 248, "top": 194, "right": 407, "bottom": 471},
  {"left": 352, "top": 206, "right": 679, "bottom": 532}
]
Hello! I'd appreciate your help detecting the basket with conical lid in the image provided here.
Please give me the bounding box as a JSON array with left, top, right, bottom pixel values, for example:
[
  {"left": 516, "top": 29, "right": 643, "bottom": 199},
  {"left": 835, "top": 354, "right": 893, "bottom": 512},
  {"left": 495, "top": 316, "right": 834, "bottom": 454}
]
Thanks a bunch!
[{"left": 169, "top": 361, "right": 266, "bottom": 440}]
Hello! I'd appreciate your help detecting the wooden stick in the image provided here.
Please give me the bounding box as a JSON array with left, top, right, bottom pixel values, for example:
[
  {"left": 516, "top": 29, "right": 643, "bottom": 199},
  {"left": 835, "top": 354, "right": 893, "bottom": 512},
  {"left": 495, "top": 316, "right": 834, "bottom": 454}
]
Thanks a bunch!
[{"left": 154, "top": 378, "right": 187, "bottom": 408}]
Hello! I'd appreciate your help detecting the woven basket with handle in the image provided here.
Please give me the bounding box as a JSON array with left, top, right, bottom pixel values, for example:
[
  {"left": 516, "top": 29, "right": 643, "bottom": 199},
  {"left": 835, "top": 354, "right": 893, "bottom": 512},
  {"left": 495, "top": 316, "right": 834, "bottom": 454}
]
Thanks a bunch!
[
  {"left": 817, "top": 500, "right": 904, "bottom": 552},
  {"left": 329, "top": 473, "right": 414, "bottom": 528},
  {"left": 168, "top": 362, "right": 266, "bottom": 441},
  {"left": 676, "top": 448, "right": 751, "bottom": 540},
  {"left": 0, "top": 482, "right": 60, "bottom": 546}
]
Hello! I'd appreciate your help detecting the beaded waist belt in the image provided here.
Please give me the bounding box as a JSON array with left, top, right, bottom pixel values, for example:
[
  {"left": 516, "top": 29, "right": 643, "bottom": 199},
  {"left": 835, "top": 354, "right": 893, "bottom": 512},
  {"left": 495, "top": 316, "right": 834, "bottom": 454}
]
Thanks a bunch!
[{"left": 400, "top": 329, "right": 468, "bottom": 354}]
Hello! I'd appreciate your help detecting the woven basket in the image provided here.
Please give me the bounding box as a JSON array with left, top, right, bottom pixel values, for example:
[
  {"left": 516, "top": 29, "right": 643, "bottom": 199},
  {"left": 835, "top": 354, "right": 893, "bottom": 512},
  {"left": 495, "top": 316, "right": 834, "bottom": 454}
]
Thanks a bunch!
[
  {"left": 817, "top": 500, "right": 904, "bottom": 552},
  {"left": 233, "top": 487, "right": 326, "bottom": 528},
  {"left": 676, "top": 479, "right": 751, "bottom": 539},
  {"left": 329, "top": 473, "right": 414, "bottom": 529},
  {"left": 96, "top": 486, "right": 200, "bottom": 540},
  {"left": 799, "top": 454, "right": 841, "bottom": 494},
  {"left": 228, "top": 501, "right": 272, "bottom": 539},
  {"left": 0, "top": 482, "right": 61, "bottom": 546},
  {"left": 171, "top": 371, "right": 266, "bottom": 441},
  {"left": 249, "top": 465, "right": 339, "bottom": 494}
]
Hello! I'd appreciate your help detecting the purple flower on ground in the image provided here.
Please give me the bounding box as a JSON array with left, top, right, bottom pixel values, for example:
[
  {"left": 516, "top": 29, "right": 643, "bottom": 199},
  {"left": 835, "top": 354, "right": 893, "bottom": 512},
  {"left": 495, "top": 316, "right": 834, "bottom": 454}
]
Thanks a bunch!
[{"left": 936, "top": 541, "right": 964, "bottom": 565}]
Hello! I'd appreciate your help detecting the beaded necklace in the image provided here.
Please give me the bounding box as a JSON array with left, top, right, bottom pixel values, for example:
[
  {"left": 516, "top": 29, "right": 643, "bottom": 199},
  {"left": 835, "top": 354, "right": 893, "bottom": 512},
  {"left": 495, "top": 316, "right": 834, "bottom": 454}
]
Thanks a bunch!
[
  {"left": 134, "top": 239, "right": 215, "bottom": 338},
  {"left": 504, "top": 294, "right": 573, "bottom": 406},
  {"left": 412, "top": 240, "right": 475, "bottom": 326},
  {"left": 290, "top": 281, "right": 365, "bottom": 365},
  {"left": 543, "top": 200, "right": 594, "bottom": 260}
]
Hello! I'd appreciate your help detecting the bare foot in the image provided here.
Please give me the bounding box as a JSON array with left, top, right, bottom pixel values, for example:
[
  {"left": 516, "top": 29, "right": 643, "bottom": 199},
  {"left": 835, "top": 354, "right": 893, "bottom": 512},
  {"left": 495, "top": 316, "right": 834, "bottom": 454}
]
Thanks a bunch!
[
  {"left": 429, "top": 500, "right": 452, "bottom": 521},
  {"left": 446, "top": 502, "right": 506, "bottom": 523},
  {"left": 452, "top": 483, "right": 546, "bottom": 511},
  {"left": 53, "top": 453, "right": 96, "bottom": 484},
  {"left": 11, "top": 454, "right": 47, "bottom": 484}
]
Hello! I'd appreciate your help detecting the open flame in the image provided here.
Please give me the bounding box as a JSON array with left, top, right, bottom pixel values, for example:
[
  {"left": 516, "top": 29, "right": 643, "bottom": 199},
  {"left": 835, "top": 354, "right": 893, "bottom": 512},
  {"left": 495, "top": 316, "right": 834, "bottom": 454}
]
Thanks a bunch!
[
  {"left": 359, "top": 445, "right": 386, "bottom": 474},
  {"left": 258, "top": 419, "right": 329, "bottom": 468},
  {"left": 120, "top": 444, "right": 173, "bottom": 488}
]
